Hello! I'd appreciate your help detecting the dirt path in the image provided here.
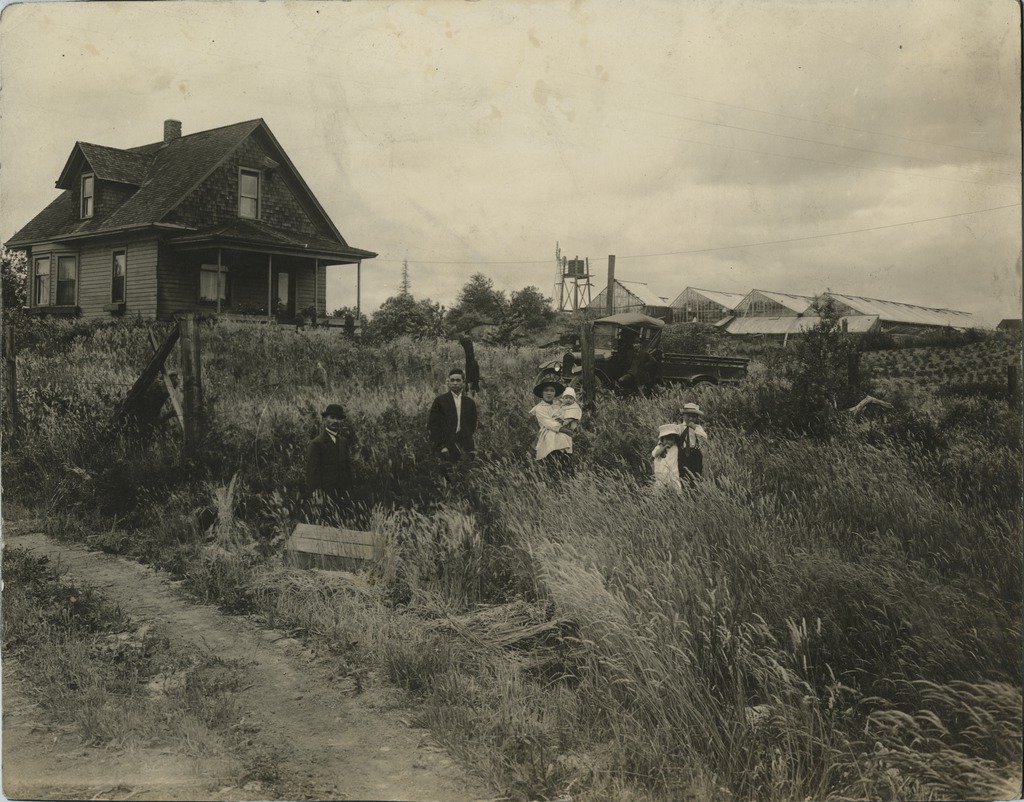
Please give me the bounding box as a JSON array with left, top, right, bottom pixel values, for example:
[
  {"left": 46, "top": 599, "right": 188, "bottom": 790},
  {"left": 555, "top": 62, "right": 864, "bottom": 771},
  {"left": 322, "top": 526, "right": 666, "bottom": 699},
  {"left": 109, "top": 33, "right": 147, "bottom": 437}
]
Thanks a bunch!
[{"left": 2, "top": 529, "right": 496, "bottom": 802}]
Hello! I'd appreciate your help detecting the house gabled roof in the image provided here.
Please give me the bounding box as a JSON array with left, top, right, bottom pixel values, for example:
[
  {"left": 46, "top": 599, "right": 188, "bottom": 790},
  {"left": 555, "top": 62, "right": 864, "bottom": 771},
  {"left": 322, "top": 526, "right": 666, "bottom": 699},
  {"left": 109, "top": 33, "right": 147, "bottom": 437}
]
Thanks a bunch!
[
  {"left": 824, "top": 292, "right": 974, "bottom": 329},
  {"left": 56, "top": 142, "right": 154, "bottom": 188},
  {"left": 7, "top": 119, "right": 375, "bottom": 261}
]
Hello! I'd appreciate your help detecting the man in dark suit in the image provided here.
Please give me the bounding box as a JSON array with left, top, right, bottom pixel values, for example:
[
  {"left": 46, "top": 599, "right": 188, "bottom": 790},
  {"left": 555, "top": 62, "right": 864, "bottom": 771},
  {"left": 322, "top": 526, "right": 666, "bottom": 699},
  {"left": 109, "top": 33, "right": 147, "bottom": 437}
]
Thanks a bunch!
[
  {"left": 305, "top": 403, "right": 355, "bottom": 502},
  {"left": 427, "top": 368, "right": 478, "bottom": 471}
]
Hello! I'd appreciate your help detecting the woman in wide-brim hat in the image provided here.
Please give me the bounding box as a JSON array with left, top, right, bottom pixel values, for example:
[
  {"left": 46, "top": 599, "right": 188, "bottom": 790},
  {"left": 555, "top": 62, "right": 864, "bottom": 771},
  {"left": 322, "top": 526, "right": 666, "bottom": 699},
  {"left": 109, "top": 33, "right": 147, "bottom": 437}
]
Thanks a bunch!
[
  {"left": 533, "top": 379, "right": 565, "bottom": 399},
  {"left": 529, "top": 379, "right": 574, "bottom": 468}
]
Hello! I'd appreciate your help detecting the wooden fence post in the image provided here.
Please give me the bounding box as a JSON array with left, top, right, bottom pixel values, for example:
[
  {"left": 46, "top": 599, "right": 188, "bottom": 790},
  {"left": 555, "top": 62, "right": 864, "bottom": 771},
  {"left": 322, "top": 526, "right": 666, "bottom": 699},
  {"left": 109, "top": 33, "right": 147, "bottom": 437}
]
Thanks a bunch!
[
  {"left": 179, "top": 315, "right": 204, "bottom": 451},
  {"left": 1008, "top": 364, "right": 1020, "bottom": 408},
  {"left": 847, "top": 351, "right": 860, "bottom": 386},
  {"left": 2, "top": 325, "right": 18, "bottom": 436},
  {"left": 581, "top": 320, "right": 595, "bottom": 412}
]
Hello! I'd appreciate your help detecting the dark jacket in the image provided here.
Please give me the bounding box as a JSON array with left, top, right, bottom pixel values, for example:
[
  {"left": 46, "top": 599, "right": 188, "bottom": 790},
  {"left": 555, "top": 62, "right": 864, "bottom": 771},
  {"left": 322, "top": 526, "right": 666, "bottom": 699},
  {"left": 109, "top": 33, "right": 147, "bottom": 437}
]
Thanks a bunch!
[
  {"left": 305, "top": 427, "right": 354, "bottom": 497},
  {"left": 427, "top": 391, "right": 477, "bottom": 458}
]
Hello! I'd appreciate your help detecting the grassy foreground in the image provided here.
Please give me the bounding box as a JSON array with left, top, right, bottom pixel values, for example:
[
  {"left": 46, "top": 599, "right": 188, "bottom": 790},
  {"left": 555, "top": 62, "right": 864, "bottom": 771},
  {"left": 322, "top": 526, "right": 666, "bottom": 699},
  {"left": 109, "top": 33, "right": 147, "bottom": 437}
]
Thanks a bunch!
[{"left": 2, "top": 316, "right": 1021, "bottom": 801}]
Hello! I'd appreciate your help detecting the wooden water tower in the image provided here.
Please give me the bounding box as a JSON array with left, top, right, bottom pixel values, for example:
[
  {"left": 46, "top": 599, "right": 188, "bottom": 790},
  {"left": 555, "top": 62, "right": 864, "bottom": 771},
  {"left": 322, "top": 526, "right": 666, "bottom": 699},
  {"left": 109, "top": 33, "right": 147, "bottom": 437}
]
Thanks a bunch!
[{"left": 554, "top": 245, "right": 592, "bottom": 312}]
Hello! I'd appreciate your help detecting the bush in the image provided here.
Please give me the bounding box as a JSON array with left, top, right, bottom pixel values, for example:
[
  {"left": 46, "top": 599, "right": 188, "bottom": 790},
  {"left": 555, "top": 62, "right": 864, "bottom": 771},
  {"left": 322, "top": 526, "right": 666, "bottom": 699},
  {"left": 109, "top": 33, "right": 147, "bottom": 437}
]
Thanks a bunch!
[{"left": 660, "top": 322, "right": 723, "bottom": 355}]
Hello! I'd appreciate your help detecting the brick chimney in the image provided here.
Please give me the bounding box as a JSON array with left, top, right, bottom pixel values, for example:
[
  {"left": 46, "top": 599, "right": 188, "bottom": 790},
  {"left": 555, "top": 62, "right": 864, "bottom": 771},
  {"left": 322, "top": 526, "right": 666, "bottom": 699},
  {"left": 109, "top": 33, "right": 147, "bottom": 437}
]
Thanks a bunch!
[{"left": 163, "top": 119, "right": 182, "bottom": 144}]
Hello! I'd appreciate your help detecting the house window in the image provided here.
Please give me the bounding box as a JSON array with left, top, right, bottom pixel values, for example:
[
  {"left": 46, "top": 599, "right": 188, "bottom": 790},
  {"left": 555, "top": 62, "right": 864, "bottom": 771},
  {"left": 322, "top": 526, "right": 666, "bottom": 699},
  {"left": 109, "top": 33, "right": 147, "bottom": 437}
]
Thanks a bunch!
[
  {"left": 56, "top": 255, "right": 78, "bottom": 306},
  {"left": 33, "top": 256, "right": 51, "bottom": 306},
  {"left": 239, "top": 169, "right": 260, "bottom": 219},
  {"left": 199, "top": 264, "right": 230, "bottom": 304},
  {"left": 81, "top": 173, "right": 95, "bottom": 218},
  {"left": 111, "top": 250, "right": 126, "bottom": 304}
]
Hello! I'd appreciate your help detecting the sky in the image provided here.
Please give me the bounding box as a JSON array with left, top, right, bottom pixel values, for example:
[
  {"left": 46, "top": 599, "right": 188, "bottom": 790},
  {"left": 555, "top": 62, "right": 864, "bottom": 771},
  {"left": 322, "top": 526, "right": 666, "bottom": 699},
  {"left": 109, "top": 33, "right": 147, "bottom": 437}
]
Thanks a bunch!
[{"left": 0, "top": 0, "right": 1020, "bottom": 325}]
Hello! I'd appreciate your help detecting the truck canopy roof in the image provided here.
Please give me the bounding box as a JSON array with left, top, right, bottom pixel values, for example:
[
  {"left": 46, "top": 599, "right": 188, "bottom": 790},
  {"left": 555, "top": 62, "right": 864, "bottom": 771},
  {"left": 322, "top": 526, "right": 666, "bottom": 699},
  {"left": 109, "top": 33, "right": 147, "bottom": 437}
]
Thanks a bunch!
[{"left": 594, "top": 313, "right": 666, "bottom": 329}]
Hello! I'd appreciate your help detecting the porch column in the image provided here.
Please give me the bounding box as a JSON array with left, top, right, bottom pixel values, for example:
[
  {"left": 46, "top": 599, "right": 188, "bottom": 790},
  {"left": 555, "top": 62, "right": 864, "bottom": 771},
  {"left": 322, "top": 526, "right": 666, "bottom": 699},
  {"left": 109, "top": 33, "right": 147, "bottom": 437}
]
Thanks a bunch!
[
  {"left": 356, "top": 260, "right": 362, "bottom": 327},
  {"left": 267, "top": 254, "right": 273, "bottom": 322},
  {"left": 216, "top": 248, "right": 222, "bottom": 315}
]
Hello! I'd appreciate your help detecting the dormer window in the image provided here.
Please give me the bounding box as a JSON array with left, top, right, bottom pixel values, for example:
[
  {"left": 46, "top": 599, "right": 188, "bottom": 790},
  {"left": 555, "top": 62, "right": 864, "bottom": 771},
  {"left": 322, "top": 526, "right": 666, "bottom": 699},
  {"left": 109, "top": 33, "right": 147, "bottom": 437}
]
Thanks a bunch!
[
  {"left": 81, "top": 173, "right": 95, "bottom": 218},
  {"left": 239, "top": 169, "right": 260, "bottom": 219}
]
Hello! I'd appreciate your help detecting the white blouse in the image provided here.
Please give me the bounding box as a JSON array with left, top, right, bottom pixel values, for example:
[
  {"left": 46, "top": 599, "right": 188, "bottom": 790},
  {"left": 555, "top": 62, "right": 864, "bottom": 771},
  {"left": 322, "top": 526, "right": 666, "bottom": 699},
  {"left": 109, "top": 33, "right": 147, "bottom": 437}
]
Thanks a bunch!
[{"left": 531, "top": 401, "right": 573, "bottom": 460}]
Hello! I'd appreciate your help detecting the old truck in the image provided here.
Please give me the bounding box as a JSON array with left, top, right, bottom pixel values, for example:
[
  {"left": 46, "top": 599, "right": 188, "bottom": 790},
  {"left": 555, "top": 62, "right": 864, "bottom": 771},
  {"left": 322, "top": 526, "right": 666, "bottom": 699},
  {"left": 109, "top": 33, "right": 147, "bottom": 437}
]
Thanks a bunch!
[{"left": 538, "top": 313, "right": 748, "bottom": 392}]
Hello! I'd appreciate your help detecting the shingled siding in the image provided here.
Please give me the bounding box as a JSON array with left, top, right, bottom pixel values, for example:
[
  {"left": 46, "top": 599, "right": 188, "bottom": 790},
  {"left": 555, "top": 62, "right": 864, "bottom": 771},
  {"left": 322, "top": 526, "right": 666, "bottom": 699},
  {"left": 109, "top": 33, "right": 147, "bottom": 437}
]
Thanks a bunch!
[
  {"left": 174, "top": 133, "right": 325, "bottom": 235},
  {"left": 95, "top": 180, "right": 137, "bottom": 220}
]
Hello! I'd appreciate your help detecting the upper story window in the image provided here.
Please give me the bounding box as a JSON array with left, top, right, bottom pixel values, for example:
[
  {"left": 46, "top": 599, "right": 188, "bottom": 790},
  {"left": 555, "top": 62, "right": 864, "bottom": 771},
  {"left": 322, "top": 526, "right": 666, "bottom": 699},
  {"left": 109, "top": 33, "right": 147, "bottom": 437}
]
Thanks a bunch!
[
  {"left": 239, "top": 169, "right": 260, "bottom": 219},
  {"left": 33, "top": 256, "right": 51, "bottom": 306},
  {"left": 81, "top": 173, "right": 95, "bottom": 218},
  {"left": 56, "top": 255, "right": 78, "bottom": 306},
  {"left": 111, "top": 250, "right": 126, "bottom": 304}
]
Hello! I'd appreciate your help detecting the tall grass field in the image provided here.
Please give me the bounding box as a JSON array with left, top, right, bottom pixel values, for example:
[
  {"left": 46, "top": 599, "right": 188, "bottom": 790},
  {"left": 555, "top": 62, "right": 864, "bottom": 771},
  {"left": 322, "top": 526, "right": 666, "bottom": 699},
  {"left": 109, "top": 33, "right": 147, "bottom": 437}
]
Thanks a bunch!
[{"left": 2, "top": 315, "right": 1021, "bottom": 802}]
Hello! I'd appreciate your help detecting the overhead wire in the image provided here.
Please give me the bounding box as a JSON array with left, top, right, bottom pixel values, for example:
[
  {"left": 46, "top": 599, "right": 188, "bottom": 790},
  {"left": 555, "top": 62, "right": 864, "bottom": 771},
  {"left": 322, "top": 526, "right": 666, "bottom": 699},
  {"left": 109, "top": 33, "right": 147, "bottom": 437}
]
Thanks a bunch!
[
  {"left": 563, "top": 68, "right": 1017, "bottom": 160},
  {"left": 370, "top": 202, "right": 1021, "bottom": 265}
]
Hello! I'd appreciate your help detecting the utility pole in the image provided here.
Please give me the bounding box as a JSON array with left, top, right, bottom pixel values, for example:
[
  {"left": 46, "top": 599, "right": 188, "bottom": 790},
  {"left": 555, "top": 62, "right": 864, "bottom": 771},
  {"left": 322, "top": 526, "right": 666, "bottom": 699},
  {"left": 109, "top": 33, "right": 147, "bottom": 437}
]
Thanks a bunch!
[
  {"left": 581, "top": 319, "right": 596, "bottom": 412},
  {"left": 606, "top": 254, "right": 616, "bottom": 316},
  {"left": 553, "top": 243, "right": 562, "bottom": 312}
]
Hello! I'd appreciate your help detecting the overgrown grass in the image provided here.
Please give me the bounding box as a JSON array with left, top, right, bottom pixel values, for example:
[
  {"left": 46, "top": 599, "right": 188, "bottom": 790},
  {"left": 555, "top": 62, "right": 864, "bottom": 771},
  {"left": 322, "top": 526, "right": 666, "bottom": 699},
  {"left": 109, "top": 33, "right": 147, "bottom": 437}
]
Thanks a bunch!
[
  {"left": 3, "top": 317, "right": 1021, "bottom": 801},
  {"left": 1, "top": 547, "right": 247, "bottom": 756}
]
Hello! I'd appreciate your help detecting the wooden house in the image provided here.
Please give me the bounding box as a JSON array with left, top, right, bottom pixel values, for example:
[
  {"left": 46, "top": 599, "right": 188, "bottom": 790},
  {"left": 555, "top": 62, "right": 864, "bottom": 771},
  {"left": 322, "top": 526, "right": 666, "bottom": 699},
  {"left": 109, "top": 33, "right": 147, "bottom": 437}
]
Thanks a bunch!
[{"left": 5, "top": 119, "right": 376, "bottom": 322}]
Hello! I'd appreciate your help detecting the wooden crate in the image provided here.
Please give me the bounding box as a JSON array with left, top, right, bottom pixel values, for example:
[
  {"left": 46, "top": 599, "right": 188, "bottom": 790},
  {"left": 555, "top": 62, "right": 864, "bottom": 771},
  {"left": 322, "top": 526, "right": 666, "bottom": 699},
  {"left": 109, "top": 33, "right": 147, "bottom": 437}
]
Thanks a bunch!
[{"left": 285, "top": 523, "right": 383, "bottom": 572}]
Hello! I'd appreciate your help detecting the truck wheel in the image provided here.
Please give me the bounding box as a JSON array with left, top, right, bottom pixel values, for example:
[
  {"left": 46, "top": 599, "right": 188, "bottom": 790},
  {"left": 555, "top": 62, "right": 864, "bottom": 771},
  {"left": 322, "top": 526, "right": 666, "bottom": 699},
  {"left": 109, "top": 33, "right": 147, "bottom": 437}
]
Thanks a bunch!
[{"left": 569, "top": 373, "right": 608, "bottom": 398}]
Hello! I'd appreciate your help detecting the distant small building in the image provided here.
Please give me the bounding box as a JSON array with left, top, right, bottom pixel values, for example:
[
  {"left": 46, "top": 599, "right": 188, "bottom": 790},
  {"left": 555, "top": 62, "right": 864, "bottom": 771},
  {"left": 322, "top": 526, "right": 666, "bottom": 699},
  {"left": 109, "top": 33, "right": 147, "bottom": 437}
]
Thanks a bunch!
[
  {"left": 669, "top": 287, "right": 746, "bottom": 324},
  {"left": 732, "top": 289, "right": 816, "bottom": 318},
  {"left": 588, "top": 279, "right": 670, "bottom": 319},
  {"left": 997, "top": 318, "right": 1021, "bottom": 332},
  {"left": 723, "top": 289, "right": 975, "bottom": 339},
  {"left": 824, "top": 292, "right": 975, "bottom": 334}
]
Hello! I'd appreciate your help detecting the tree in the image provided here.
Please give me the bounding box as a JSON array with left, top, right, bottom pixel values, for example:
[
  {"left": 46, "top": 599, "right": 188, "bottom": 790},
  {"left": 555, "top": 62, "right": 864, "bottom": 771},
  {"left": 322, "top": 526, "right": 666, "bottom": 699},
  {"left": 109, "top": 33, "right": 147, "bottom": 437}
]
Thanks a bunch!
[
  {"left": 487, "top": 285, "right": 557, "bottom": 345},
  {"left": 507, "top": 286, "right": 556, "bottom": 329},
  {"left": 363, "top": 293, "right": 445, "bottom": 343},
  {"left": 446, "top": 273, "right": 507, "bottom": 332},
  {"left": 786, "top": 295, "right": 860, "bottom": 434},
  {"left": 399, "top": 260, "right": 411, "bottom": 297},
  {"left": 1, "top": 246, "right": 27, "bottom": 313}
]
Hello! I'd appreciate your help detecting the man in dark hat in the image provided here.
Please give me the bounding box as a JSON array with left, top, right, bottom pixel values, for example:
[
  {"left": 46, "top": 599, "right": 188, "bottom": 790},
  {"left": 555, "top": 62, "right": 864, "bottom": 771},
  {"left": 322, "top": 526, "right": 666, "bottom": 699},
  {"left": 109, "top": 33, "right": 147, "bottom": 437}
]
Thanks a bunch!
[
  {"left": 427, "top": 368, "right": 478, "bottom": 474},
  {"left": 305, "top": 403, "right": 355, "bottom": 502}
]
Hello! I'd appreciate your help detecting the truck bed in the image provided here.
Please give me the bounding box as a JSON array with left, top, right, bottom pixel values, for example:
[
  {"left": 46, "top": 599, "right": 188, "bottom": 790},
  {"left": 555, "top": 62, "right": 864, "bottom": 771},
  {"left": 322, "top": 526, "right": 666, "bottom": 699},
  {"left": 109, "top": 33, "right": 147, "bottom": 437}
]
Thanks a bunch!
[
  {"left": 661, "top": 352, "right": 750, "bottom": 369},
  {"left": 659, "top": 351, "right": 749, "bottom": 383}
]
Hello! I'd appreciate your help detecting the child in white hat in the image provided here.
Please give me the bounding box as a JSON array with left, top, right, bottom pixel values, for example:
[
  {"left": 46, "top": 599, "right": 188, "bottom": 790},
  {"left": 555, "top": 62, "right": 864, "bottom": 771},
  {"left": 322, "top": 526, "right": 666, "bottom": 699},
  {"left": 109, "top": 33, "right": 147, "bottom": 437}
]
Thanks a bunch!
[
  {"left": 651, "top": 423, "right": 683, "bottom": 495},
  {"left": 558, "top": 386, "right": 583, "bottom": 435}
]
